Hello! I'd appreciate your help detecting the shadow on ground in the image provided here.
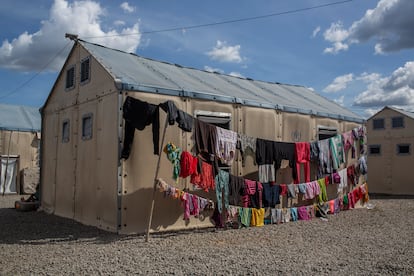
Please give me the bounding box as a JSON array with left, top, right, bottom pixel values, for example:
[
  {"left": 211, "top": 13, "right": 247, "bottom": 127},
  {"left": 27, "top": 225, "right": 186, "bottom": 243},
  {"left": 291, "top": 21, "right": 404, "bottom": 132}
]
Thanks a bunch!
[{"left": 0, "top": 207, "right": 128, "bottom": 245}]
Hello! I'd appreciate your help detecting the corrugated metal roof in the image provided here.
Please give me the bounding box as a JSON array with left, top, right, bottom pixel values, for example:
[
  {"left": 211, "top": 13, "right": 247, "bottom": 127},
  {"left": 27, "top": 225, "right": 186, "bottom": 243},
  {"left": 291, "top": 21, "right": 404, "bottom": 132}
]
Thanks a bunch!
[
  {"left": 369, "top": 106, "right": 414, "bottom": 121},
  {"left": 0, "top": 103, "right": 41, "bottom": 132},
  {"left": 80, "top": 40, "right": 364, "bottom": 123},
  {"left": 388, "top": 106, "right": 414, "bottom": 120}
]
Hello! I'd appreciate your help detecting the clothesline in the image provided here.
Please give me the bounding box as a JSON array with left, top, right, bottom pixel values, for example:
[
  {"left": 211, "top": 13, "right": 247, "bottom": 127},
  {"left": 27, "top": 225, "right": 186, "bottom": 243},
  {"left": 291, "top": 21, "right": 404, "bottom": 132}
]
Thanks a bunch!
[
  {"left": 121, "top": 96, "right": 366, "bottom": 161},
  {"left": 157, "top": 177, "right": 369, "bottom": 228}
]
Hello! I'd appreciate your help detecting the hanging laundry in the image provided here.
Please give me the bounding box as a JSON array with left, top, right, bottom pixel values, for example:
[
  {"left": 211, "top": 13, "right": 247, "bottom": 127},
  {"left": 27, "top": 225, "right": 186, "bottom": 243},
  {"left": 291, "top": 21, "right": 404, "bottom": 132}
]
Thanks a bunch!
[
  {"left": 282, "top": 208, "right": 291, "bottom": 223},
  {"left": 191, "top": 159, "right": 215, "bottom": 192},
  {"left": 290, "top": 207, "right": 298, "bottom": 221},
  {"left": 228, "top": 174, "right": 245, "bottom": 206},
  {"left": 358, "top": 155, "right": 367, "bottom": 175},
  {"left": 273, "top": 141, "right": 297, "bottom": 181},
  {"left": 304, "top": 181, "right": 320, "bottom": 200},
  {"left": 347, "top": 165, "right": 357, "bottom": 187},
  {"left": 242, "top": 179, "right": 263, "bottom": 209},
  {"left": 279, "top": 184, "right": 288, "bottom": 196},
  {"left": 307, "top": 205, "right": 316, "bottom": 219},
  {"left": 194, "top": 119, "right": 217, "bottom": 160},
  {"left": 342, "top": 130, "right": 356, "bottom": 158},
  {"left": 156, "top": 178, "right": 213, "bottom": 221},
  {"left": 318, "top": 139, "right": 332, "bottom": 177},
  {"left": 215, "top": 170, "right": 230, "bottom": 213},
  {"left": 211, "top": 205, "right": 224, "bottom": 228},
  {"left": 215, "top": 127, "right": 237, "bottom": 166},
  {"left": 258, "top": 164, "right": 275, "bottom": 183},
  {"left": 298, "top": 206, "right": 310, "bottom": 221},
  {"left": 361, "top": 183, "right": 369, "bottom": 203},
  {"left": 163, "top": 142, "right": 182, "bottom": 182},
  {"left": 179, "top": 151, "right": 198, "bottom": 178},
  {"left": 334, "top": 198, "right": 341, "bottom": 214},
  {"left": 181, "top": 193, "right": 200, "bottom": 220},
  {"left": 262, "top": 183, "right": 280, "bottom": 207},
  {"left": 121, "top": 96, "right": 160, "bottom": 158},
  {"left": 310, "top": 141, "right": 319, "bottom": 162},
  {"left": 239, "top": 207, "right": 252, "bottom": 227},
  {"left": 238, "top": 134, "right": 257, "bottom": 166},
  {"left": 255, "top": 138, "right": 275, "bottom": 165},
  {"left": 287, "top": 184, "right": 297, "bottom": 199},
  {"left": 315, "top": 202, "right": 329, "bottom": 218},
  {"left": 276, "top": 209, "right": 283, "bottom": 224},
  {"left": 294, "top": 142, "right": 311, "bottom": 184},
  {"left": 159, "top": 100, "right": 193, "bottom": 132},
  {"left": 328, "top": 200, "right": 335, "bottom": 214},
  {"left": 317, "top": 178, "right": 327, "bottom": 203},
  {"left": 329, "top": 134, "right": 345, "bottom": 170},
  {"left": 348, "top": 191, "right": 355, "bottom": 209},
  {"left": 353, "top": 125, "right": 367, "bottom": 155},
  {"left": 226, "top": 206, "right": 240, "bottom": 229},
  {"left": 343, "top": 194, "right": 349, "bottom": 210},
  {"left": 250, "top": 208, "right": 265, "bottom": 227},
  {"left": 297, "top": 183, "right": 307, "bottom": 195},
  {"left": 270, "top": 208, "right": 278, "bottom": 224},
  {"left": 337, "top": 168, "right": 348, "bottom": 194}
]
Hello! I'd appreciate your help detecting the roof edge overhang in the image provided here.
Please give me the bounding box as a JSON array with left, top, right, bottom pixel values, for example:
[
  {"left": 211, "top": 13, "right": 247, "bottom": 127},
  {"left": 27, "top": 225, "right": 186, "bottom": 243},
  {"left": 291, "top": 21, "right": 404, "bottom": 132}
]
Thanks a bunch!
[
  {"left": 0, "top": 127, "right": 40, "bottom": 132},
  {"left": 117, "top": 81, "right": 365, "bottom": 124}
]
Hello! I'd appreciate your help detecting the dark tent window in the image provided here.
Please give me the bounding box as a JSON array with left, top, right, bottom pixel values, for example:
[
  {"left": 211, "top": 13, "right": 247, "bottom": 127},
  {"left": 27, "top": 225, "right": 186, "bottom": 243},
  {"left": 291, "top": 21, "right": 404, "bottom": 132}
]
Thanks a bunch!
[
  {"left": 373, "top": 118, "right": 384, "bottom": 130},
  {"left": 62, "top": 120, "right": 70, "bottom": 143},
  {"left": 318, "top": 127, "right": 337, "bottom": 140},
  {"left": 397, "top": 144, "right": 410, "bottom": 155},
  {"left": 82, "top": 114, "right": 93, "bottom": 140},
  {"left": 369, "top": 145, "right": 381, "bottom": 155},
  {"left": 392, "top": 117, "right": 404, "bottom": 128},
  {"left": 65, "top": 66, "right": 75, "bottom": 89},
  {"left": 80, "top": 57, "right": 90, "bottom": 83}
]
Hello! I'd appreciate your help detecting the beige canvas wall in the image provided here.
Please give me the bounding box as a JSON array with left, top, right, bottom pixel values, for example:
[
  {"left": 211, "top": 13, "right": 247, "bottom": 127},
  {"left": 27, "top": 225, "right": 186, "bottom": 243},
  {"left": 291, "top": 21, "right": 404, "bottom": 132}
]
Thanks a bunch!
[
  {"left": 41, "top": 42, "right": 119, "bottom": 231},
  {"left": 368, "top": 108, "right": 414, "bottom": 195},
  {"left": 0, "top": 130, "right": 40, "bottom": 195},
  {"left": 0, "top": 130, "right": 40, "bottom": 170}
]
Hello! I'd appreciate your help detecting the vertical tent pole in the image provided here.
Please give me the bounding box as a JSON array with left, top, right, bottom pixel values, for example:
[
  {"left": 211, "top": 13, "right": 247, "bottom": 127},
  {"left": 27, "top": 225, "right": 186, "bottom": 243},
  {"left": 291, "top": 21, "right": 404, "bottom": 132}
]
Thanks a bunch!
[
  {"left": 2, "top": 131, "right": 13, "bottom": 196},
  {"left": 145, "top": 115, "right": 169, "bottom": 242}
]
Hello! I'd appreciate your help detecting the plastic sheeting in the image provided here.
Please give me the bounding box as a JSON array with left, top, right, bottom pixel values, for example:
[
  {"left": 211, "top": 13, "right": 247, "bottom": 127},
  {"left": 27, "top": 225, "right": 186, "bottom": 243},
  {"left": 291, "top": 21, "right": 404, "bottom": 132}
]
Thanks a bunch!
[{"left": 0, "top": 157, "right": 18, "bottom": 194}]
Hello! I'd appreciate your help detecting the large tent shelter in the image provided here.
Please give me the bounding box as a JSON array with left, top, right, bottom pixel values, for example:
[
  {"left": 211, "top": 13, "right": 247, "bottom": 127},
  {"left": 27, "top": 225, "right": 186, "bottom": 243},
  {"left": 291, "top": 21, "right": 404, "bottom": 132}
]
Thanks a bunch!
[
  {"left": 367, "top": 106, "right": 414, "bottom": 195},
  {"left": 0, "top": 103, "right": 41, "bottom": 194},
  {"left": 41, "top": 39, "right": 365, "bottom": 234}
]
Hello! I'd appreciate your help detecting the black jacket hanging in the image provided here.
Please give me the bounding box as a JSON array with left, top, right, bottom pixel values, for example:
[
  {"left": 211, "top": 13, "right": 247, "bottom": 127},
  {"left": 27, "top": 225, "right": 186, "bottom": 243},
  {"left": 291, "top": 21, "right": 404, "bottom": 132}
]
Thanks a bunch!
[
  {"left": 159, "top": 100, "right": 193, "bottom": 132},
  {"left": 121, "top": 96, "right": 160, "bottom": 159}
]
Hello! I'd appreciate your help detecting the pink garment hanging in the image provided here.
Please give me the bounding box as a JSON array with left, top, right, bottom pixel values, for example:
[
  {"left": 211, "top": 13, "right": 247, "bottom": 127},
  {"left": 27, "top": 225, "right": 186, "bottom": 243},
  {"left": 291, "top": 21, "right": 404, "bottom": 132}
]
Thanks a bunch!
[
  {"left": 297, "top": 206, "right": 310, "bottom": 220},
  {"left": 294, "top": 142, "right": 310, "bottom": 184}
]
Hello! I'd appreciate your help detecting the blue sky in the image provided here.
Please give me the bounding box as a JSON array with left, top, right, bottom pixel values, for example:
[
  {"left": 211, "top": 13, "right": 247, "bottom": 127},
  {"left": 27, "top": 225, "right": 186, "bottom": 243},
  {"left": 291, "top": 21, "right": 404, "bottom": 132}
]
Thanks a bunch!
[{"left": 1, "top": 0, "right": 413, "bottom": 118}]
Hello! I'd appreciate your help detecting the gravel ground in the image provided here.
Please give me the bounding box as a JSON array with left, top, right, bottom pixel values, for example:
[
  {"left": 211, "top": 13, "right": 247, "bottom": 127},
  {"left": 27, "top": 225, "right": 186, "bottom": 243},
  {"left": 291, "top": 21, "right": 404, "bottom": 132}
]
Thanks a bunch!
[{"left": 0, "top": 195, "right": 413, "bottom": 275}]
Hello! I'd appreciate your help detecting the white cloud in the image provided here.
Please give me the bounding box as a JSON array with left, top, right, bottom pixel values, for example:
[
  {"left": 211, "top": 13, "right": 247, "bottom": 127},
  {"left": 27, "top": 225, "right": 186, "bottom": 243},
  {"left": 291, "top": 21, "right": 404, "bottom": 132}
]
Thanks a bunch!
[
  {"left": 333, "top": 95, "right": 345, "bottom": 106},
  {"left": 120, "top": 2, "right": 135, "bottom": 13},
  {"left": 323, "top": 0, "right": 414, "bottom": 54},
  {"left": 354, "top": 61, "right": 414, "bottom": 108},
  {"left": 323, "top": 22, "right": 349, "bottom": 43},
  {"left": 312, "top": 26, "right": 321, "bottom": 38},
  {"left": 323, "top": 42, "right": 349, "bottom": 54},
  {"left": 114, "top": 20, "right": 126, "bottom": 26},
  {"left": 357, "top": 72, "right": 382, "bottom": 83},
  {"left": 323, "top": 73, "right": 354, "bottom": 93},
  {"left": 204, "top": 66, "right": 224, "bottom": 74},
  {"left": 364, "top": 108, "right": 382, "bottom": 118},
  {"left": 229, "top": 72, "right": 244, "bottom": 78},
  {"left": 0, "top": 0, "right": 141, "bottom": 72},
  {"left": 322, "top": 21, "right": 350, "bottom": 54},
  {"left": 206, "top": 40, "right": 243, "bottom": 63}
]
